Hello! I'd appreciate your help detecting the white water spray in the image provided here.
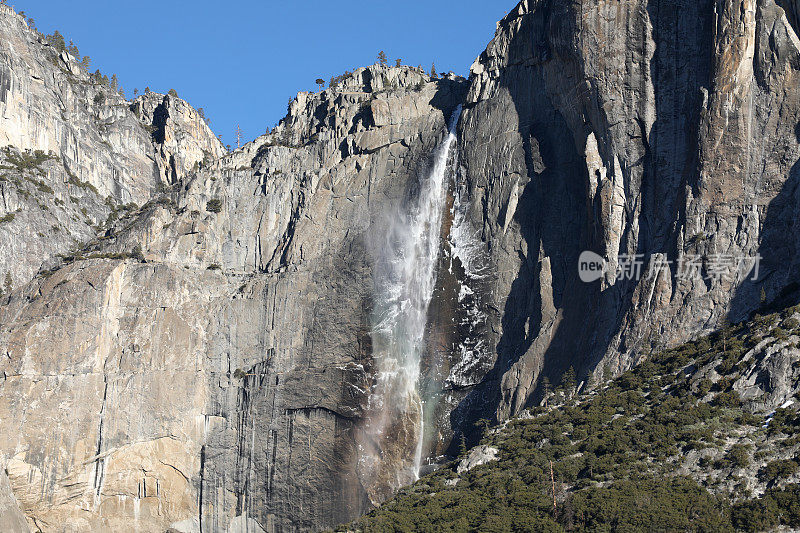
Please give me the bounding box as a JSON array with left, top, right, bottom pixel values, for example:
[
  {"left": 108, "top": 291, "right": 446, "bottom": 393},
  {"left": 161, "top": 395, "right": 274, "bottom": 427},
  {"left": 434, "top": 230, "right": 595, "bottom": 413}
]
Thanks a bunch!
[{"left": 359, "top": 105, "right": 462, "bottom": 502}]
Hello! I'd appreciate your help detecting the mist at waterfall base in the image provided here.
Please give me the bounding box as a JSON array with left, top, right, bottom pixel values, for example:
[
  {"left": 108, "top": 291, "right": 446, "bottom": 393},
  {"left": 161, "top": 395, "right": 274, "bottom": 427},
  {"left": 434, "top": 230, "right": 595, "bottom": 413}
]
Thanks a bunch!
[{"left": 357, "top": 106, "right": 463, "bottom": 504}]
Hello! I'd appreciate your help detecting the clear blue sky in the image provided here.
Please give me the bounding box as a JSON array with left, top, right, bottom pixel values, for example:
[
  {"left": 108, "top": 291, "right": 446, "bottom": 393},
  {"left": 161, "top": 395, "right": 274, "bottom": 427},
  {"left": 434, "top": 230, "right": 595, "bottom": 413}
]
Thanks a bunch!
[{"left": 17, "top": 1, "right": 513, "bottom": 147}]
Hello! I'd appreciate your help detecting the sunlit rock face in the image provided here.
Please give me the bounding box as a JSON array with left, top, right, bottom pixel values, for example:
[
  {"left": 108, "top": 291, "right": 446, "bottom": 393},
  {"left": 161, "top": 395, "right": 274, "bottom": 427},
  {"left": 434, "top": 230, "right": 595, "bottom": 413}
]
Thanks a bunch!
[
  {"left": 0, "top": 5, "right": 153, "bottom": 204},
  {"left": 131, "top": 92, "right": 226, "bottom": 186},
  {"left": 0, "top": 5, "right": 223, "bottom": 204},
  {"left": 0, "top": 48, "right": 467, "bottom": 530},
  {"left": 0, "top": 4, "right": 223, "bottom": 293}
]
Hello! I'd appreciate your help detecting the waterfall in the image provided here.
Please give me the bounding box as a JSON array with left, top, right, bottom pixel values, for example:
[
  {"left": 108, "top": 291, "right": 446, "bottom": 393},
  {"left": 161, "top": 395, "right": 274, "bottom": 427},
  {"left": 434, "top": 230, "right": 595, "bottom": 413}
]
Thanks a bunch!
[{"left": 359, "top": 105, "right": 462, "bottom": 504}]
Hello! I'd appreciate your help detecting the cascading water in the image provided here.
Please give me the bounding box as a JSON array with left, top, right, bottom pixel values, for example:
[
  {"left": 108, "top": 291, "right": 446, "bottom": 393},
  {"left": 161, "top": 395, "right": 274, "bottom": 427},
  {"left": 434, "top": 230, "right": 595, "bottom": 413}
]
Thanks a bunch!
[{"left": 358, "top": 105, "right": 462, "bottom": 504}]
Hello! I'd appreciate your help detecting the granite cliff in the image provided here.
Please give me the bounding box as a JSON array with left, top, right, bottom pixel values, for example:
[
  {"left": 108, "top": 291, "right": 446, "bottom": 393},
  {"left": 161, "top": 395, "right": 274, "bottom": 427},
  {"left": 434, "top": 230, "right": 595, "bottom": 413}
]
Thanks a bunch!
[
  {"left": 0, "top": 3, "right": 224, "bottom": 291},
  {"left": 3, "top": 0, "right": 800, "bottom": 531},
  {"left": 0, "top": 14, "right": 468, "bottom": 527},
  {"left": 445, "top": 0, "right": 800, "bottom": 440}
]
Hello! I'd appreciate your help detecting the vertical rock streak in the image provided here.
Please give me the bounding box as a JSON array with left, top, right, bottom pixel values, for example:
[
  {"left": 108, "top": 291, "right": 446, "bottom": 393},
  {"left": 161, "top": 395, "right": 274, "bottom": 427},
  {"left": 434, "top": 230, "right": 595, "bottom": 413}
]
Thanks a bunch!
[{"left": 360, "top": 106, "right": 462, "bottom": 503}]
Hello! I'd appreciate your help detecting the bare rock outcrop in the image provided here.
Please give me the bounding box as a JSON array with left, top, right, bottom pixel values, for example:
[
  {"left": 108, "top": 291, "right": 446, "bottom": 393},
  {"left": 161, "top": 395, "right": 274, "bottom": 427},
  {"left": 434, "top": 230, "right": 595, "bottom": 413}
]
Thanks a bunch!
[
  {"left": 0, "top": 469, "right": 29, "bottom": 533},
  {"left": 132, "top": 92, "right": 225, "bottom": 185},
  {"left": 0, "top": 4, "right": 155, "bottom": 203},
  {"left": 0, "top": 4, "right": 225, "bottom": 293}
]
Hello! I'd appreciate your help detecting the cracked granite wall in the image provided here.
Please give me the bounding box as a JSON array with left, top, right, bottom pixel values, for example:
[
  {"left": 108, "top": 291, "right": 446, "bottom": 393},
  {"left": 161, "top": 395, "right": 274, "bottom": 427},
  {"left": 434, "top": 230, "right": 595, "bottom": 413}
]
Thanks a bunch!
[
  {"left": 0, "top": 60, "right": 466, "bottom": 531},
  {"left": 446, "top": 0, "right": 800, "bottom": 440},
  {"left": 0, "top": 4, "right": 223, "bottom": 293}
]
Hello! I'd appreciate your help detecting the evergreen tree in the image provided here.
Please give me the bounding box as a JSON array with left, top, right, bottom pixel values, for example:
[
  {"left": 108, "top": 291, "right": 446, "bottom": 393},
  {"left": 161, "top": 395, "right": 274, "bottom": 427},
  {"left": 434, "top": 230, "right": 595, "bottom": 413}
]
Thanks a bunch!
[
  {"left": 395, "top": 58, "right": 402, "bottom": 67},
  {"left": 168, "top": 88, "right": 179, "bottom": 98},
  {"left": 541, "top": 376, "right": 552, "bottom": 406},
  {"left": 131, "top": 244, "right": 143, "bottom": 262},
  {"left": 475, "top": 418, "right": 490, "bottom": 439},
  {"left": 110, "top": 74, "right": 119, "bottom": 92},
  {"left": 80, "top": 56, "right": 91, "bottom": 69},
  {"left": 431, "top": 62, "right": 437, "bottom": 78},
  {"left": 235, "top": 124, "right": 243, "bottom": 149},
  {"left": 315, "top": 78, "right": 325, "bottom": 90},
  {"left": 553, "top": 389, "right": 564, "bottom": 405},
  {"left": 602, "top": 362, "right": 613, "bottom": 383},
  {"left": 720, "top": 316, "right": 731, "bottom": 353},
  {"left": 584, "top": 370, "right": 596, "bottom": 393},
  {"left": 561, "top": 366, "right": 577, "bottom": 399},
  {"left": 378, "top": 51, "right": 388, "bottom": 66},
  {"left": 133, "top": 88, "right": 139, "bottom": 97},
  {"left": 47, "top": 30, "right": 66, "bottom": 53}
]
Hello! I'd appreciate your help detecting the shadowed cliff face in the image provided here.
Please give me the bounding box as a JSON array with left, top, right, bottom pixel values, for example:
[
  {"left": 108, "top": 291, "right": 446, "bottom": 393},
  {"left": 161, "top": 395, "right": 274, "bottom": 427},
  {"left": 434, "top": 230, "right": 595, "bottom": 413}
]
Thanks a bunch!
[{"left": 444, "top": 0, "right": 800, "bottom": 445}]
